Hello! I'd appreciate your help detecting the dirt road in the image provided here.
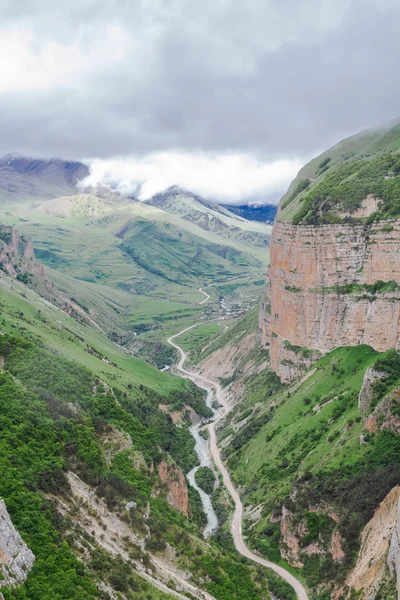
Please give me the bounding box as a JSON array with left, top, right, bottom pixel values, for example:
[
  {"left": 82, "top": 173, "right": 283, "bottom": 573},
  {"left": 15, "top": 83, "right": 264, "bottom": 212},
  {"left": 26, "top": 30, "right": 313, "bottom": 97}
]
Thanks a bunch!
[
  {"left": 168, "top": 324, "right": 308, "bottom": 600},
  {"left": 198, "top": 287, "right": 210, "bottom": 304}
]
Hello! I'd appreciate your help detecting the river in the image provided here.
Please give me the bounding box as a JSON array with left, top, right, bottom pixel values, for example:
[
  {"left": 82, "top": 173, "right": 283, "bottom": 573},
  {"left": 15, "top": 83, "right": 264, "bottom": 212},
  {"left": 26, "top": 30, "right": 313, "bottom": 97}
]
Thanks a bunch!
[
  {"left": 186, "top": 390, "right": 220, "bottom": 537},
  {"left": 167, "top": 324, "right": 309, "bottom": 600}
]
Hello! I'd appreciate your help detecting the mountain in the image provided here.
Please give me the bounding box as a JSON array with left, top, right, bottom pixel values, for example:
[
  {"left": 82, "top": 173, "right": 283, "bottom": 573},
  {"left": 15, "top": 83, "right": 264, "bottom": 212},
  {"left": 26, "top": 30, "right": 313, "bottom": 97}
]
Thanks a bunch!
[
  {"left": 192, "top": 308, "right": 400, "bottom": 599},
  {"left": 166, "top": 122, "right": 400, "bottom": 600},
  {"left": 3, "top": 133, "right": 399, "bottom": 600},
  {"left": 224, "top": 204, "right": 278, "bottom": 223},
  {"left": 260, "top": 121, "right": 400, "bottom": 381},
  {"left": 34, "top": 193, "right": 125, "bottom": 218},
  {"left": 0, "top": 226, "right": 293, "bottom": 600},
  {"left": 0, "top": 159, "right": 271, "bottom": 350},
  {"left": 0, "top": 154, "right": 88, "bottom": 203},
  {"left": 145, "top": 186, "right": 272, "bottom": 250}
]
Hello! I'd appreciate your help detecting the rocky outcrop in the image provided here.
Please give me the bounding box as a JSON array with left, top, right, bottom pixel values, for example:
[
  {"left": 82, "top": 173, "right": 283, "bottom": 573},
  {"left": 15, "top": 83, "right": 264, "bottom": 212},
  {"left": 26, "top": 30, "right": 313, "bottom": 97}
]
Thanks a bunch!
[
  {"left": 0, "top": 224, "right": 45, "bottom": 279},
  {"left": 342, "top": 486, "right": 400, "bottom": 600},
  {"left": 261, "top": 220, "right": 400, "bottom": 381},
  {"left": 387, "top": 493, "right": 400, "bottom": 599},
  {"left": 0, "top": 498, "right": 35, "bottom": 589},
  {"left": 279, "top": 506, "right": 345, "bottom": 570},
  {"left": 330, "top": 530, "right": 345, "bottom": 563},
  {"left": 197, "top": 326, "right": 269, "bottom": 405},
  {"left": 279, "top": 507, "right": 305, "bottom": 568},
  {"left": 363, "top": 388, "right": 400, "bottom": 434},
  {"left": 157, "top": 460, "right": 189, "bottom": 516},
  {"left": 358, "top": 367, "right": 387, "bottom": 411}
]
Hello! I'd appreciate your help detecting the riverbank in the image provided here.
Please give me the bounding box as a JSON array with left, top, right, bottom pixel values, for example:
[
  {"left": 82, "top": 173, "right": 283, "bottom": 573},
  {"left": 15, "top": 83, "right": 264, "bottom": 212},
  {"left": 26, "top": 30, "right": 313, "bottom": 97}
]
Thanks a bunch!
[{"left": 167, "top": 324, "right": 309, "bottom": 600}]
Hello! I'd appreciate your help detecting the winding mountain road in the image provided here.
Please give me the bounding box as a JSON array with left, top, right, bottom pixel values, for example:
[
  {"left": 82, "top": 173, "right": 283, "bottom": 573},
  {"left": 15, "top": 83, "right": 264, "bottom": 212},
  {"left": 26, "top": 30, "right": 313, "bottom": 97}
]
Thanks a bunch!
[
  {"left": 168, "top": 324, "right": 308, "bottom": 600},
  {"left": 198, "top": 287, "right": 210, "bottom": 304}
]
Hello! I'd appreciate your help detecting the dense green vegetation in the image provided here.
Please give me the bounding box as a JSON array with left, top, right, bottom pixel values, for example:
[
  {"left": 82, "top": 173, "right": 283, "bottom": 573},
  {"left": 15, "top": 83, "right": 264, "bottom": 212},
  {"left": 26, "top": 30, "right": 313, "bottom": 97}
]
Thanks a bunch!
[
  {"left": 278, "top": 122, "right": 400, "bottom": 222},
  {"left": 370, "top": 349, "right": 400, "bottom": 410},
  {"left": 280, "top": 179, "right": 311, "bottom": 210},
  {"left": 0, "top": 324, "right": 297, "bottom": 600},
  {"left": 219, "top": 343, "right": 400, "bottom": 596},
  {"left": 0, "top": 335, "right": 203, "bottom": 472},
  {"left": 0, "top": 332, "right": 199, "bottom": 596},
  {"left": 194, "top": 466, "right": 215, "bottom": 495},
  {"left": 0, "top": 369, "right": 98, "bottom": 599},
  {"left": 291, "top": 153, "right": 400, "bottom": 224}
]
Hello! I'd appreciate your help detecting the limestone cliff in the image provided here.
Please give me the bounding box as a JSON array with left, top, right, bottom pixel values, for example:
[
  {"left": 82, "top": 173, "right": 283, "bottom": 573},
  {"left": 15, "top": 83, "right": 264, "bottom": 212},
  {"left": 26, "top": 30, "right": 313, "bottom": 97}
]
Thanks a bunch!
[
  {"left": 260, "top": 124, "right": 400, "bottom": 381},
  {"left": 261, "top": 217, "right": 400, "bottom": 382},
  {"left": 340, "top": 486, "right": 400, "bottom": 599},
  {"left": 0, "top": 498, "right": 35, "bottom": 590}
]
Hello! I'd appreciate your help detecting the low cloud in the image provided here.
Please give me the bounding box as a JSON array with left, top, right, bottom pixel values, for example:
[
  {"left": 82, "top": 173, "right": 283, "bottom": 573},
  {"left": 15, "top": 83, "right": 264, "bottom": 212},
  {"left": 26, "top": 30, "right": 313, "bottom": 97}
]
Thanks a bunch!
[{"left": 80, "top": 152, "right": 303, "bottom": 205}]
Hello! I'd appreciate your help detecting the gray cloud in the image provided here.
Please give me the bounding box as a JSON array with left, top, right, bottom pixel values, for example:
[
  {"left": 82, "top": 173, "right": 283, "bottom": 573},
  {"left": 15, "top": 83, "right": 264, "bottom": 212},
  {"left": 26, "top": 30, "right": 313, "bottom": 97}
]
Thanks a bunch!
[{"left": 0, "top": 0, "right": 400, "bottom": 202}]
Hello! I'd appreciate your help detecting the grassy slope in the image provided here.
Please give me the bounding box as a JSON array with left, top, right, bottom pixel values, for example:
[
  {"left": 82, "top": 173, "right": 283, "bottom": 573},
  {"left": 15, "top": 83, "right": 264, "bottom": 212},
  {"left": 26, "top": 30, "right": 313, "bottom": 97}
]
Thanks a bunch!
[
  {"left": 279, "top": 121, "right": 400, "bottom": 223},
  {"left": 0, "top": 207, "right": 289, "bottom": 600},
  {"left": 0, "top": 206, "right": 268, "bottom": 343},
  {"left": 0, "top": 272, "right": 295, "bottom": 600},
  {"left": 225, "top": 346, "right": 378, "bottom": 503},
  {"left": 0, "top": 275, "right": 184, "bottom": 394},
  {"left": 218, "top": 337, "right": 400, "bottom": 596}
]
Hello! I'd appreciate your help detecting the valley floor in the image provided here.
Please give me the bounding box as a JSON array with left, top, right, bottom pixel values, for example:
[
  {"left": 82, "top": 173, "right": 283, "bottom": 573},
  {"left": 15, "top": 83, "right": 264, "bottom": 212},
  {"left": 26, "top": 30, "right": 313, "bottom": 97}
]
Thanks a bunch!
[{"left": 168, "top": 324, "right": 309, "bottom": 600}]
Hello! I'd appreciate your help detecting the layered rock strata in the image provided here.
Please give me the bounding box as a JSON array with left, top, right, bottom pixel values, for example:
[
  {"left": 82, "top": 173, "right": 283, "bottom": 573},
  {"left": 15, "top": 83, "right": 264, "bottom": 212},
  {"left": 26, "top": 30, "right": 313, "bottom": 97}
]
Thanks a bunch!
[{"left": 260, "top": 220, "right": 400, "bottom": 381}]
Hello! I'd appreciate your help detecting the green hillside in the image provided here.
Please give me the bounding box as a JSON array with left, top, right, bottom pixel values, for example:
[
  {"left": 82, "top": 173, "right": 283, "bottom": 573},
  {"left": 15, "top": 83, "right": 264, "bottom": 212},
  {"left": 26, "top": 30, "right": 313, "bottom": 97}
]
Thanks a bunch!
[
  {"left": 0, "top": 200, "right": 268, "bottom": 343},
  {"left": 0, "top": 273, "right": 292, "bottom": 600},
  {"left": 213, "top": 320, "right": 400, "bottom": 597},
  {"left": 279, "top": 121, "right": 400, "bottom": 224}
]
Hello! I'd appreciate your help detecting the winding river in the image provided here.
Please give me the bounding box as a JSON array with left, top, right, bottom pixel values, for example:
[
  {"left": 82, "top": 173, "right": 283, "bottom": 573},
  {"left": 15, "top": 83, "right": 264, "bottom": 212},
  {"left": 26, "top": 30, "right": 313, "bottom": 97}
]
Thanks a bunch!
[
  {"left": 167, "top": 324, "right": 309, "bottom": 600},
  {"left": 186, "top": 390, "right": 219, "bottom": 537}
]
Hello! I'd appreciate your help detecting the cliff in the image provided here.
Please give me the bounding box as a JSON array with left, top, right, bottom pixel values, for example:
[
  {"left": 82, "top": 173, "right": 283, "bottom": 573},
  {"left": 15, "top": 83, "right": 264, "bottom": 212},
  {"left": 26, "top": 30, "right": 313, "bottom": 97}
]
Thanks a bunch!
[
  {"left": 341, "top": 486, "right": 400, "bottom": 599},
  {"left": 0, "top": 224, "right": 45, "bottom": 280},
  {"left": 0, "top": 498, "right": 35, "bottom": 590},
  {"left": 261, "top": 219, "right": 400, "bottom": 381},
  {"left": 158, "top": 459, "right": 189, "bottom": 516},
  {"left": 261, "top": 124, "right": 400, "bottom": 381}
]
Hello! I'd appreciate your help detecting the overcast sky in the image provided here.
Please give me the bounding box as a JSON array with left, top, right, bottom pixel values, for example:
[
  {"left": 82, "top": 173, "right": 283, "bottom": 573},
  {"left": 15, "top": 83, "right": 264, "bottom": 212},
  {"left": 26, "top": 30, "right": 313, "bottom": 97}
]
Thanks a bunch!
[{"left": 2, "top": 0, "right": 400, "bottom": 204}]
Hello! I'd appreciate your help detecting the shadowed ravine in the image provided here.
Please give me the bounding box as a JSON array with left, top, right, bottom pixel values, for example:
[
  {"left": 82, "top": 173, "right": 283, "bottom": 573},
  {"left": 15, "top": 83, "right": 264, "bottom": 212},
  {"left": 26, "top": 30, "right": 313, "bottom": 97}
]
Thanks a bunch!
[{"left": 167, "top": 323, "right": 309, "bottom": 600}]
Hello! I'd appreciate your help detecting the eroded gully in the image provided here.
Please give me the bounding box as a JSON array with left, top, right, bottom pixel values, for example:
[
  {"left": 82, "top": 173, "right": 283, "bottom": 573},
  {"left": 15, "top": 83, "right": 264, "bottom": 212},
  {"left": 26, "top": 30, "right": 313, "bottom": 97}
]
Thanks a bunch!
[{"left": 167, "top": 324, "right": 308, "bottom": 600}]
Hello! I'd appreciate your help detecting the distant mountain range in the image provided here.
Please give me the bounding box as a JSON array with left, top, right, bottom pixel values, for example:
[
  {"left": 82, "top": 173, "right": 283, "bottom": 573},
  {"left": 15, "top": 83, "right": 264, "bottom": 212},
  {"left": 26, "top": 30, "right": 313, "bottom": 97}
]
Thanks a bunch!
[
  {"left": 0, "top": 153, "right": 272, "bottom": 335},
  {"left": 0, "top": 153, "right": 277, "bottom": 224},
  {"left": 224, "top": 203, "right": 277, "bottom": 223},
  {"left": 0, "top": 153, "right": 88, "bottom": 203}
]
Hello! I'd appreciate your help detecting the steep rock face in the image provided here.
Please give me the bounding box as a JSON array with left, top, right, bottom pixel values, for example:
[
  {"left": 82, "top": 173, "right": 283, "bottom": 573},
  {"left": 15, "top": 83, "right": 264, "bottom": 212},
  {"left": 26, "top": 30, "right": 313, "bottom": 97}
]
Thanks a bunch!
[
  {"left": 0, "top": 225, "right": 45, "bottom": 279},
  {"left": 363, "top": 387, "right": 400, "bottom": 435},
  {"left": 342, "top": 486, "right": 400, "bottom": 599},
  {"left": 0, "top": 498, "right": 35, "bottom": 589},
  {"left": 358, "top": 367, "right": 387, "bottom": 411},
  {"left": 157, "top": 460, "right": 189, "bottom": 516},
  {"left": 261, "top": 220, "right": 400, "bottom": 381},
  {"left": 279, "top": 507, "right": 306, "bottom": 568},
  {"left": 388, "top": 493, "right": 400, "bottom": 599}
]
